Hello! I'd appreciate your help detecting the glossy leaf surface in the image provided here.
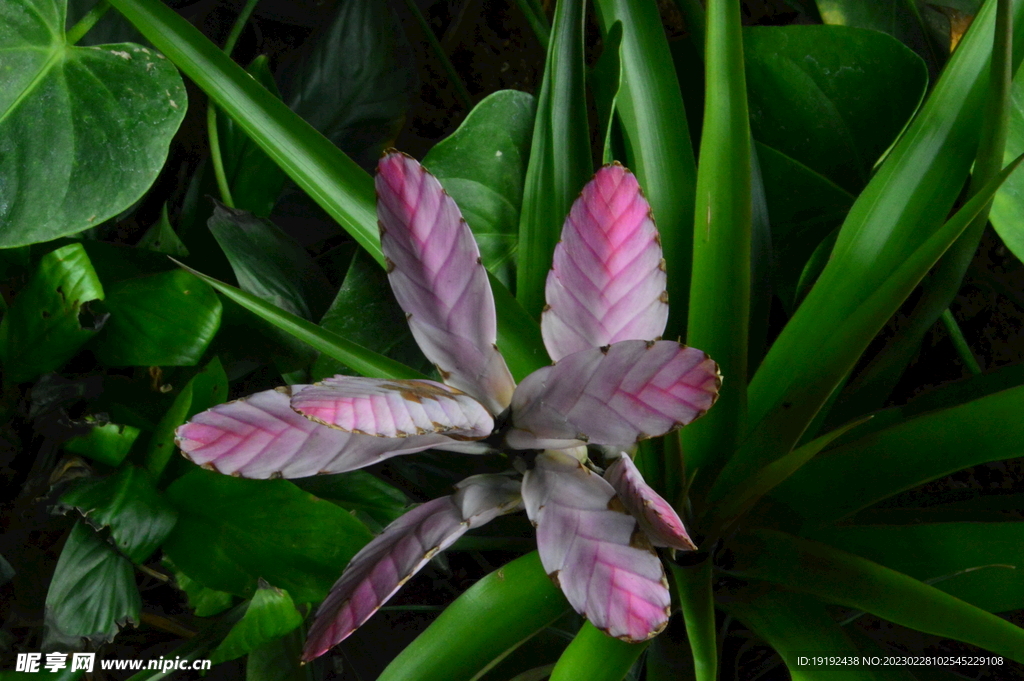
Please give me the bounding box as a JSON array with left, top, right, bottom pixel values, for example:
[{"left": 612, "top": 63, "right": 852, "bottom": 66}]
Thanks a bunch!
[
  {"left": 376, "top": 552, "right": 568, "bottom": 681},
  {"left": 422, "top": 90, "right": 536, "bottom": 288},
  {"left": 163, "top": 469, "right": 373, "bottom": 602},
  {"left": 729, "top": 529, "right": 1024, "bottom": 661},
  {"left": 44, "top": 522, "right": 140, "bottom": 647},
  {"left": 57, "top": 465, "right": 177, "bottom": 564},
  {"left": 0, "top": 244, "right": 104, "bottom": 384},
  {"left": 508, "top": 341, "right": 719, "bottom": 450},
  {"left": 291, "top": 470, "right": 409, "bottom": 528},
  {"left": 210, "top": 583, "right": 303, "bottom": 664},
  {"left": 0, "top": 0, "right": 186, "bottom": 246},
  {"left": 64, "top": 421, "right": 139, "bottom": 468},
  {"left": 378, "top": 152, "right": 515, "bottom": 413},
  {"left": 542, "top": 164, "right": 668, "bottom": 361},
  {"left": 548, "top": 622, "right": 646, "bottom": 681}
]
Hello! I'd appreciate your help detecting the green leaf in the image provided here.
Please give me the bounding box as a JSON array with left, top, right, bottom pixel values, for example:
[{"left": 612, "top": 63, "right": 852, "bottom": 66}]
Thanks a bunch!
[
  {"left": 549, "top": 622, "right": 646, "bottom": 681},
  {"left": 90, "top": 268, "right": 222, "bottom": 367},
  {"left": 64, "top": 420, "right": 139, "bottom": 467},
  {"left": 163, "top": 468, "right": 373, "bottom": 603},
  {"left": 589, "top": 21, "right": 623, "bottom": 166},
  {"left": 44, "top": 521, "right": 140, "bottom": 647},
  {"left": 743, "top": 0, "right": 1024, "bottom": 471},
  {"left": 759, "top": 142, "right": 854, "bottom": 312},
  {"left": 278, "top": 0, "right": 416, "bottom": 169},
  {"left": 57, "top": 465, "right": 177, "bottom": 563},
  {"left": 1, "top": 0, "right": 185, "bottom": 247},
  {"left": 176, "top": 261, "right": 425, "bottom": 380},
  {"left": 0, "top": 243, "right": 104, "bottom": 384},
  {"left": 680, "top": 0, "right": 752, "bottom": 488},
  {"left": 164, "top": 557, "right": 236, "bottom": 617},
  {"left": 218, "top": 55, "right": 287, "bottom": 218},
  {"left": 210, "top": 582, "right": 303, "bottom": 664},
  {"left": 809, "top": 521, "right": 1024, "bottom": 613},
  {"left": 593, "top": 0, "right": 698, "bottom": 337},
  {"left": 207, "top": 203, "right": 332, "bottom": 322},
  {"left": 109, "top": 0, "right": 543, "bottom": 380},
  {"left": 138, "top": 204, "right": 190, "bottom": 257},
  {"left": 144, "top": 356, "right": 228, "bottom": 478},
  {"left": 984, "top": 40, "right": 1024, "bottom": 270},
  {"left": 744, "top": 25, "right": 928, "bottom": 193},
  {"left": 246, "top": 628, "right": 308, "bottom": 681},
  {"left": 291, "top": 470, "right": 409, "bottom": 528},
  {"left": 669, "top": 559, "right": 717, "bottom": 681},
  {"left": 717, "top": 583, "right": 882, "bottom": 681},
  {"left": 311, "top": 248, "right": 431, "bottom": 381},
  {"left": 377, "top": 552, "right": 569, "bottom": 681},
  {"left": 727, "top": 529, "right": 1024, "bottom": 661},
  {"left": 769, "top": 382, "right": 1024, "bottom": 526},
  {"left": 517, "top": 0, "right": 592, "bottom": 318},
  {"left": 125, "top": 602, "right": 247, "bottom": 681},
  {"left": 422, "top": 90, "right": 537, "bottom": 289}
]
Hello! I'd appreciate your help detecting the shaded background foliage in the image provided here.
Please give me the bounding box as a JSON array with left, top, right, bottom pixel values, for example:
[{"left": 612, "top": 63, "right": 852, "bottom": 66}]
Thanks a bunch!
[{"left": 1, "top": 0, "right": 1023, "bottom": 680}]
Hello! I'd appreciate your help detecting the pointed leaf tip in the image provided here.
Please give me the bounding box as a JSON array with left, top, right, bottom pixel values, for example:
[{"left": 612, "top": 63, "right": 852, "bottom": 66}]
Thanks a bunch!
[
  {"left": 604, "top": 454, "right": 696, "bottom": 551},
  {"left": 543, "top": 165, "right": 668, "bottom": 361},
  {"left": 376, "top": 152, "right": 516, "bottom": 414}
]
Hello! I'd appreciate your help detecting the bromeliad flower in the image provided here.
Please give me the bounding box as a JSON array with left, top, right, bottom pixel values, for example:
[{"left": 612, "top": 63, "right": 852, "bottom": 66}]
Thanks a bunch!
[{"left": 175, "top": 153, "right": 721, "bottom": 659}]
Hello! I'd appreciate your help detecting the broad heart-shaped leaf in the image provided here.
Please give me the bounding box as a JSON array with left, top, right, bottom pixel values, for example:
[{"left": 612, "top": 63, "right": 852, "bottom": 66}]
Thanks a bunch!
[
  {"left": 0, "top": 243, "right": 104, "bottom": 384},
  {"left": 0, "top": 1, "right": 186, "bottom": 246},
  {"left": 744, "top": 24, "right": 928, "bottom": 193},
  {"left": 163, "top": 468, "right": 374, "bottom": 602},
  {"left": 422, "top": 90, "right": 536, "bottom": 289},
  {"left": 522, "top": 450, "right": 670, "bottom": 642},
  {"left": 210, "top": 582, "right": 303, "bottom": 664},
  {"left": 603, "top": 454, "right": 695, "bottom": 551},
  {"left": 57, "top": 465, "right": 177, "bottom": 564},
  {"left": 290, "top": 377, "right": 493, "bottom": 438},
  {"left": 277, "top": 0, "right": 416, "bottom": 169},
  {"left": 727, "top": 529, "right": 1024, "bottom": 662},
  {"left": 376, "top": 552, "right": 568, "bottom": 681},
  {"left": 176, "top": 386, "right": 461, "bottom": 479},
  {"left": 507, "top": 341, "right": 720, "bottom": 450},
  {"left": 218, "top": 55, "right": 287, "bottom": 218},
  {"left": 807, "top": 521, "right": 1024, "bottom": 614},
  {"left": 303, "top": 474, "right": 522, "bottom": 660},
  {"left": 207, "top": 202, "right": 333, "bottom": 321},
  {"left": 44, "top": 521, "right": 141, "bottom": 648},
  {"left": 312, "top": 248, "right": 432, "bottom": 381},
  {"left": 89, "top": 269, "right": 222, "bottom": 366},
  {"left": 541, "top": 164, "right": 668, "bottom": 362},
  {"left": 377, "top": 152, "right": 516, "bottom": 415},
  {"left": 64, "top": 421, "right": 139, "bottom": 467}
]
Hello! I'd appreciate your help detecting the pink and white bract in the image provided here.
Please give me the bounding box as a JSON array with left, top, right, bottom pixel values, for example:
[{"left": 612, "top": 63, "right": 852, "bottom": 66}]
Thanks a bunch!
[{"left": 175, "top": 152, "right": 721, "bottom": 660}]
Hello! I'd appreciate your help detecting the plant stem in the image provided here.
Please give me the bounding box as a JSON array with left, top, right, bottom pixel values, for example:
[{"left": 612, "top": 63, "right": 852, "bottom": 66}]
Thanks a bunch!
[
  {"left": 515, "top": 0, "right": 550, "bottom": 49},
  {"left": 66, "top": 1, "right": 111, "bottom": 45},
  {"left": 402, "top": 0, "right": 473, "bottom": 110},
  {"left": 941, "top": 308, "right": 982, "bottom": 375},
  {"left": 208, "top": 0, "right": 262, "bottom": 209}
]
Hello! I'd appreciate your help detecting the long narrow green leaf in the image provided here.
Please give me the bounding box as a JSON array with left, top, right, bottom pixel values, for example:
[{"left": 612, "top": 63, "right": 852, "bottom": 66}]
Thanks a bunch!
[
  {"left": 549, "top": 623, "right": 646, "bottom": 681},
  {"left": 377, "top": 552, "right": 568, "bottom": 681},
  {"left": 669, "top": 559, "right": 717, "bottom": 681},
  {"left": 717, "top": 585, "right": 884, "bottom": 681},
  {"left": 516, "top": 0, "right": 591, "bottom": 318},
  {"left": 593, "top": 0, "right": 698, "bottom": 337},
  {"left": 833, "top": 0, "right": 1015, "bottom": 422},
  {"left": 173, "top": 262, "right": 425, "bottom": 381},
  {"left": 728, "top": 530, "right": 1024, "bottom": 661},
  {"left": 681, "top": 0, "right": 752, "bottom": 492},
  {"left": 720, "top": 150, "right": 1024, "bottom": 497},
  {"left": 744, "top": 0, "right": 1024, "bottom": 468},
  {"left": 808, "top": 522, "right": 1024, "bottom": 614},
  {"left": 108, "top": 0, "right": 544, "bottom": 380},
  {"left": 768, "top": 382, "right": 1024, "bottom": 526}
]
